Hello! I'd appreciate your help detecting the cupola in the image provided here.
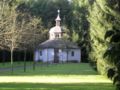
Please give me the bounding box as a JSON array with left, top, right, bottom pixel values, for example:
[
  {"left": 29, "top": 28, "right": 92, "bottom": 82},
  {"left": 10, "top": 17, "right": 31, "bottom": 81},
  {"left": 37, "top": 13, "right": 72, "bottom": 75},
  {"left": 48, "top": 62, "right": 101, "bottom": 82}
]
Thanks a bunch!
[{"left": 49, "top": 10, "right": 62, "bottom": 40}]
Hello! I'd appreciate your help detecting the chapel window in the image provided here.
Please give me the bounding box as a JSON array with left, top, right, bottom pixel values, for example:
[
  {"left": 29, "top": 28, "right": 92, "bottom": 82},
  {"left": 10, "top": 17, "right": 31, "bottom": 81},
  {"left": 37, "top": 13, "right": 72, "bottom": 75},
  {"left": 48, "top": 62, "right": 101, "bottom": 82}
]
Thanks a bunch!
[
  {"left": 71, "top": 51, "right": 74, "bottom": 56},
  {"left": 55, "top": 34, "right": 59, "bottom": 38},
  {"left": 40, "top": 50, "right": 42, "bottom": 56}
]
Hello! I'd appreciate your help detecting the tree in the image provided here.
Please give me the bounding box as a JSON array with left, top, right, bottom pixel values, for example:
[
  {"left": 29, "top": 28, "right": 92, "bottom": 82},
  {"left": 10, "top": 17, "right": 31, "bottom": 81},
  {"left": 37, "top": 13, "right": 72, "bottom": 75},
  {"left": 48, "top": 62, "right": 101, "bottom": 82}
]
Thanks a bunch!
[
  {"left": 0, "top": 0, "right": 20, "bottom": 73},
  {"left": 103, "top": 0, "right": 120, "bottom": 89},
  {"left": 0, "top": 0, "right": 9, "bottom": 64},
  {"left": 88, "top": 0, "right": 112, "bottom": 74},
  {"left": 88, "top": 0, "right": 120, "bottom": 89},
  {"left": 105, "top": 28, "right": 120, "bottom": 90}
]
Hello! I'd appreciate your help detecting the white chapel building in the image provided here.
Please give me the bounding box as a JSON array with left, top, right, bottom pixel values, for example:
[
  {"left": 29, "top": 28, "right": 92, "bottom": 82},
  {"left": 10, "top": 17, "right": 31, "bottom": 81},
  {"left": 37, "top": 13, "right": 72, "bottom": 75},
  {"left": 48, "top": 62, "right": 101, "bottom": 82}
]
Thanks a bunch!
[{"left": 34, "top": 10, "right": 81, "bottom": 63}]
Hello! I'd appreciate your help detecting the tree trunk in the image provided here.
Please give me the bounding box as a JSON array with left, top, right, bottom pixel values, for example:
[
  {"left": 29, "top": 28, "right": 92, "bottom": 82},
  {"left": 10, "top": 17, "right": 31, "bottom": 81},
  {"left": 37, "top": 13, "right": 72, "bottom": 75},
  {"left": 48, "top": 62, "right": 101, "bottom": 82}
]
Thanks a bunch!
[
  {"left": 24, "top": 49, "right": 27, "bottom": 72},
  {"left": 47, "top": 49, "right": 49, "bottom": 66},
  {"left": 67, "top": 49, "right": 68, "bottom": 62},
  {"left": 2, "top": 50, "right": 6, "bottom": 65},
  {"left": 17, "top": 51, "right": 21, "bottom": 64},
  {"left": 30, "top": 52, "right": 32, "bottom": 61},
  {"left": 33, "top": 52, "right": 35, "bottom": 70},
  {"left": 11, "top": 49, "right": 14, "bottom": 74}
]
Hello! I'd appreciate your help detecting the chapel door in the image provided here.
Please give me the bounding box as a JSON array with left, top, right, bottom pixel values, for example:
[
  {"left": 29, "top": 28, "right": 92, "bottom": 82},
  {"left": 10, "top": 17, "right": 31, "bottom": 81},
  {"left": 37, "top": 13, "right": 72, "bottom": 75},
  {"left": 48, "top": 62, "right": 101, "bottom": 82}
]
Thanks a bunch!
[{"left": 54, "top": 49, "right": 59, "bottom": 63}]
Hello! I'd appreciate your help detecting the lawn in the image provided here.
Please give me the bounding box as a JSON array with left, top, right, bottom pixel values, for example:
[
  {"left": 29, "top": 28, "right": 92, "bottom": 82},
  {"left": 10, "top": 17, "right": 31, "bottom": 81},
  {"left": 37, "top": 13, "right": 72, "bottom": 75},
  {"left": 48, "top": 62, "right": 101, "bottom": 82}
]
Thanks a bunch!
[{"left": 0, "top": 63, "right": 115, "bottom": 90}]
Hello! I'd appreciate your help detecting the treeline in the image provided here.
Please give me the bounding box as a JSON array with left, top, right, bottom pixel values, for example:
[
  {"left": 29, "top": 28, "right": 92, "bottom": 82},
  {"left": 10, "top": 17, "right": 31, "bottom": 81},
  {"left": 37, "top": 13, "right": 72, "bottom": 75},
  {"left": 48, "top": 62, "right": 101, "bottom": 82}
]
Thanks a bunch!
[{"left": 0, "top": 50, "right": 32, "bottom": 62}]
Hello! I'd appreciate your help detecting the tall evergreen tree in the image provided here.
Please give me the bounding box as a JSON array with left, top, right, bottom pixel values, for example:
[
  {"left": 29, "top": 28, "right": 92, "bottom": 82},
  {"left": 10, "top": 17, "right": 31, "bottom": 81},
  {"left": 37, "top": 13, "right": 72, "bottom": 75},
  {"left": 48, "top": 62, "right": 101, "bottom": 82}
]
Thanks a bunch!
[
  {"left": 88, "top": 0, "right": 120, "bottom": 89},
  {"left": 88, "top": 0, "right": 111, "bottom": 74}
]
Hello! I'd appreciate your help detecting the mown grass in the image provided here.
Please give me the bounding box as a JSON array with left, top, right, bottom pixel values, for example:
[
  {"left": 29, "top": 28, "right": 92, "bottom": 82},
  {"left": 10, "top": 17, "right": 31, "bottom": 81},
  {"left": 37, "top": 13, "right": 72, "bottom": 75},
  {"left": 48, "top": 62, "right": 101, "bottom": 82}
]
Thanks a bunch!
[
  {"left": 0, "top": 62, "right": 115, "bottom": 90},
  {"left": 0, "top": 63, "right": 97, "bottom": 75}
]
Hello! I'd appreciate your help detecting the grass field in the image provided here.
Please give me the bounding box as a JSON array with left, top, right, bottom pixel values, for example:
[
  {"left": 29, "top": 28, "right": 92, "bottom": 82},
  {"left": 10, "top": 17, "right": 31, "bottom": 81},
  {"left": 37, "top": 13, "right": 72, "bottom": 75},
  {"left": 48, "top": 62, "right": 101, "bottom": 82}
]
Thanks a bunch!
[{"left": 0, "top": 63, "right": 115, "bottom": 90}]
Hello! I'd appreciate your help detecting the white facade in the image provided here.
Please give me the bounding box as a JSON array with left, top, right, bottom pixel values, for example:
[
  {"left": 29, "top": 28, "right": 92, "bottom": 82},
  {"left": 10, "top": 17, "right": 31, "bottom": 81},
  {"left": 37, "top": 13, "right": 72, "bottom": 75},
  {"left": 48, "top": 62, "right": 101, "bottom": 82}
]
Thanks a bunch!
[{"left": 34, "top": 48, "right": 81, "bottom": 63}]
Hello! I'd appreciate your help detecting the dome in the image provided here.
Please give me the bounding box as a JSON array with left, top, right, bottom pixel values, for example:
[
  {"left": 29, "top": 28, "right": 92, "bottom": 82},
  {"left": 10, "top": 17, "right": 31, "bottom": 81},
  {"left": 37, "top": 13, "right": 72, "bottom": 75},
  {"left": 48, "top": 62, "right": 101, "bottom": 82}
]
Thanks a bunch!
[{"left": 49, "top": 26, "right": 62, "bottom": 34}]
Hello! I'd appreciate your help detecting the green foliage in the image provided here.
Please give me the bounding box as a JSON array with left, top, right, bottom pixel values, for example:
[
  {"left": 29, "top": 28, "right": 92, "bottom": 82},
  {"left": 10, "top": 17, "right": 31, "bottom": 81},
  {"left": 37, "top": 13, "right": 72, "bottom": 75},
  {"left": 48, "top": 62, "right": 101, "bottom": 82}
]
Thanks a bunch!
[
  {"left": 71, "top": 31, "right": 79, "bottom": 43},
  {"left": 105, "top": 28, "right": 120, "bottom": 90},
  {"left": 88, "top": 0, "right": 114, "bottom": 74},
  {"left": 62, "top": 26, "right": 70, "bottom": 41},
  {"left": 103, "top": 0, "right": 120, "bottom": 89}
]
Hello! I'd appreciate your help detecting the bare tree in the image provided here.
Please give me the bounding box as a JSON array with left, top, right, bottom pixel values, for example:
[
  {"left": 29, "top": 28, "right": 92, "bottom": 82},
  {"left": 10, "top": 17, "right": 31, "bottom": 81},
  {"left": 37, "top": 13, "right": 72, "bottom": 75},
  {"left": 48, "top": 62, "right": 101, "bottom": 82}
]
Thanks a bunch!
[{"left": 4, "top": 8, "right": 19, "bottom": 73}]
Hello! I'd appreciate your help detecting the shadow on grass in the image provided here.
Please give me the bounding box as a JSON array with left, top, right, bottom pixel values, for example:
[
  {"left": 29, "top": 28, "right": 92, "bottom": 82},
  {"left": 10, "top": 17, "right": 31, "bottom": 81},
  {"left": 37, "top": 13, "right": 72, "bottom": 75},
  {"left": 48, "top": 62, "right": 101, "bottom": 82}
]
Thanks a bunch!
[{"left": 0, "top": 83, "right": 115, "bottom": 90}]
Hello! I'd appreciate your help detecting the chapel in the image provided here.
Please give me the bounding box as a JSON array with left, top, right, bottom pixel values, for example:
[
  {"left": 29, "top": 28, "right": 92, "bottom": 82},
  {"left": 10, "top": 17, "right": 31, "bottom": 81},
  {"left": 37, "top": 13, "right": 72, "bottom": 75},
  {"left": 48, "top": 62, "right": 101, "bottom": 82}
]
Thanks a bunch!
[{"left": 34, "top": 10, "right": 81, "bottom": 63}]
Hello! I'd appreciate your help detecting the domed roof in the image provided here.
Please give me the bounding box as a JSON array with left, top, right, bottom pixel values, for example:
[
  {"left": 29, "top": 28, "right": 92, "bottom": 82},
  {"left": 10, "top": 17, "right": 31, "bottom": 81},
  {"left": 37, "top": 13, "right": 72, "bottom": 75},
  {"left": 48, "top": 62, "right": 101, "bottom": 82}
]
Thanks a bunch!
[{"left": 49, "top": 26, "right": 62, "bottom": 33}]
